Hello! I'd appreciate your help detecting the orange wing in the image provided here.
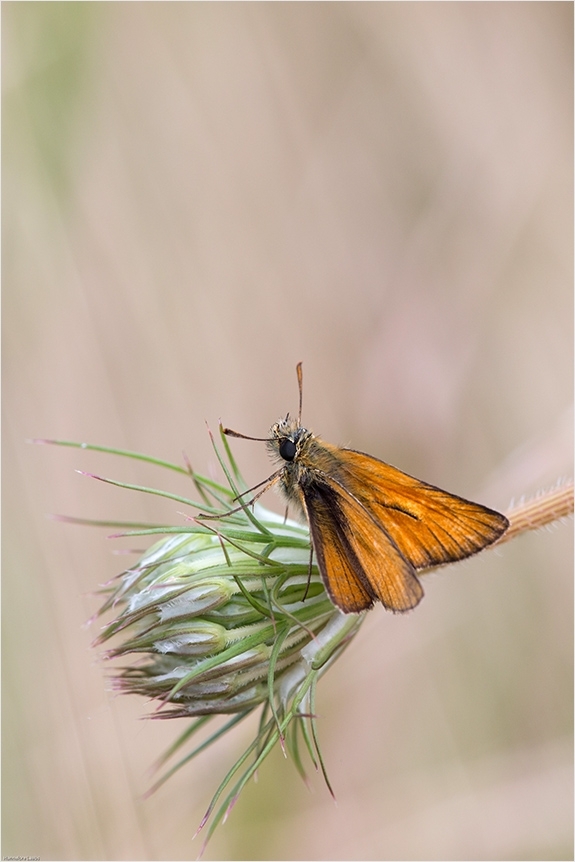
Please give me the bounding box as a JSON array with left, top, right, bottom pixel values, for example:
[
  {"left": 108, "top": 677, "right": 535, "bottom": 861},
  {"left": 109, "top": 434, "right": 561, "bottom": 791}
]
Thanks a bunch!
[
  {"left": 297, "top": 477, "right": 424, "bottom": 614},
  {"left": 296, "top": 442, "right": 508, "bottom": 614},
  {"left": 324, "top": 444, "right": 509, "bottom": 571}
]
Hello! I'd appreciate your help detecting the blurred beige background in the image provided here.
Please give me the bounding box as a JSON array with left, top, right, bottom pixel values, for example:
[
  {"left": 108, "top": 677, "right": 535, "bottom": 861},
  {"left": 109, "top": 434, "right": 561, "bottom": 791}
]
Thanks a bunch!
[{"left": 3, "top": 3, "right": 573, "bottom": 860}]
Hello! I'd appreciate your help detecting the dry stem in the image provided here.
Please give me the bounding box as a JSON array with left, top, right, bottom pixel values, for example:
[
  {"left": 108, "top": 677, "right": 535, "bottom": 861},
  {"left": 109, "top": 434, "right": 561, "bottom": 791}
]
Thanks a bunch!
[{"left": 496, "top": 479, "right": 574, "bottom": 547}]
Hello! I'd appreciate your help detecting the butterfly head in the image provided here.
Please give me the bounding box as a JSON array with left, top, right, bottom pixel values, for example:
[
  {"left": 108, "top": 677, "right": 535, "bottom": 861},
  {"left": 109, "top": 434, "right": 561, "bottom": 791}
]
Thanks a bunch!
[{"left": 268, "top": 416, "right": 313, "bottom": 465}]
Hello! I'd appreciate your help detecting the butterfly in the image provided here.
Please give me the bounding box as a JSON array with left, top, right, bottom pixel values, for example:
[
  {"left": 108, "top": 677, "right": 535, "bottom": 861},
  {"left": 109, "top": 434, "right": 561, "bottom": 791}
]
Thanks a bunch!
[{"left": 222, "top": 364, "right": 509, "bottom": 614}]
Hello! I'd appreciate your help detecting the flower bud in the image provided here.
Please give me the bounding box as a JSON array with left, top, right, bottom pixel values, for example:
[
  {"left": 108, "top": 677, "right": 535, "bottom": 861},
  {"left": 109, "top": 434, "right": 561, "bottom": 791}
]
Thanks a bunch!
[{"left": 96, "top": 512, "right": 361, "bottom": 723}]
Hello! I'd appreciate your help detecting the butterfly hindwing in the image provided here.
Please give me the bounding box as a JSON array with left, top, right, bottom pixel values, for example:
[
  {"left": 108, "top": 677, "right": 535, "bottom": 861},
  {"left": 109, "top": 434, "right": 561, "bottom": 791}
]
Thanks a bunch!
[{"left": 298, "top": 477, "right": 424, "bottom": 614}]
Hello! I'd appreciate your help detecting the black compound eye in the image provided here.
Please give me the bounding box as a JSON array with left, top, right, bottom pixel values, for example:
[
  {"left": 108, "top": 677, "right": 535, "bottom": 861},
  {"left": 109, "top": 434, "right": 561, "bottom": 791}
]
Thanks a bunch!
[{"left": 279, "top": 438, "right": 297, "bottom": 462}]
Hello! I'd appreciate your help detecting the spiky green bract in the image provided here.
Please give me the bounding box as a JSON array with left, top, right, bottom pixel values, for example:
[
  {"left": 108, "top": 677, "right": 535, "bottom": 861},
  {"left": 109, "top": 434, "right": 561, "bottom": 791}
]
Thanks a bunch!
[{"left": 42, "top": 432, "right": 366, "bottom": 848}]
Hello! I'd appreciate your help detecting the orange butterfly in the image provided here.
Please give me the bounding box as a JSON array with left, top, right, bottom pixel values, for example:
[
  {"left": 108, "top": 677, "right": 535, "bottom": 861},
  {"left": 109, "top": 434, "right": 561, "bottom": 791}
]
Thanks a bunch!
[{"left": 223, "top": 364, "right": 508, "bottom": 614}]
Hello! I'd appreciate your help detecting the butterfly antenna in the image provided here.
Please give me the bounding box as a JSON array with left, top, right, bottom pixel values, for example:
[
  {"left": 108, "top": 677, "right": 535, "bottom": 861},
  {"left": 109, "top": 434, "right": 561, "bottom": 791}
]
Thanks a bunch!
[
  {"left": 296, "top": 362, "right": 303, "bottom": 424},
  {"left": 222, "top": 428, "right": 270, "bottom": 442}
]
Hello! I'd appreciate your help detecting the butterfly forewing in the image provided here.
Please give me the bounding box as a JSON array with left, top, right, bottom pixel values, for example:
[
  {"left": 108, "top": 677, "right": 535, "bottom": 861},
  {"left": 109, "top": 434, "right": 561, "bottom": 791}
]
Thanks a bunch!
[{"left": 322, "top": 445, "right": 509, "bottom": 571}]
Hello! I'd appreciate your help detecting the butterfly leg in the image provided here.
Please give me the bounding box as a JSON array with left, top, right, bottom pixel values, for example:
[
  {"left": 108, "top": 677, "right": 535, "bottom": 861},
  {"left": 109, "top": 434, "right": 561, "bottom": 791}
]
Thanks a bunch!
[{"left": 302, "top": 543, "right": 315, "bottom": 603}]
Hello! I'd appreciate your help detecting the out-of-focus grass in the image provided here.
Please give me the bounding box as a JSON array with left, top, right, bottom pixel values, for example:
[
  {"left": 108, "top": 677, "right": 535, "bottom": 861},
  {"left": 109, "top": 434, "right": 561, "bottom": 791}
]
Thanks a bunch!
[{"left": 3, "top": 3, "right": 572, "bottom": 860}]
